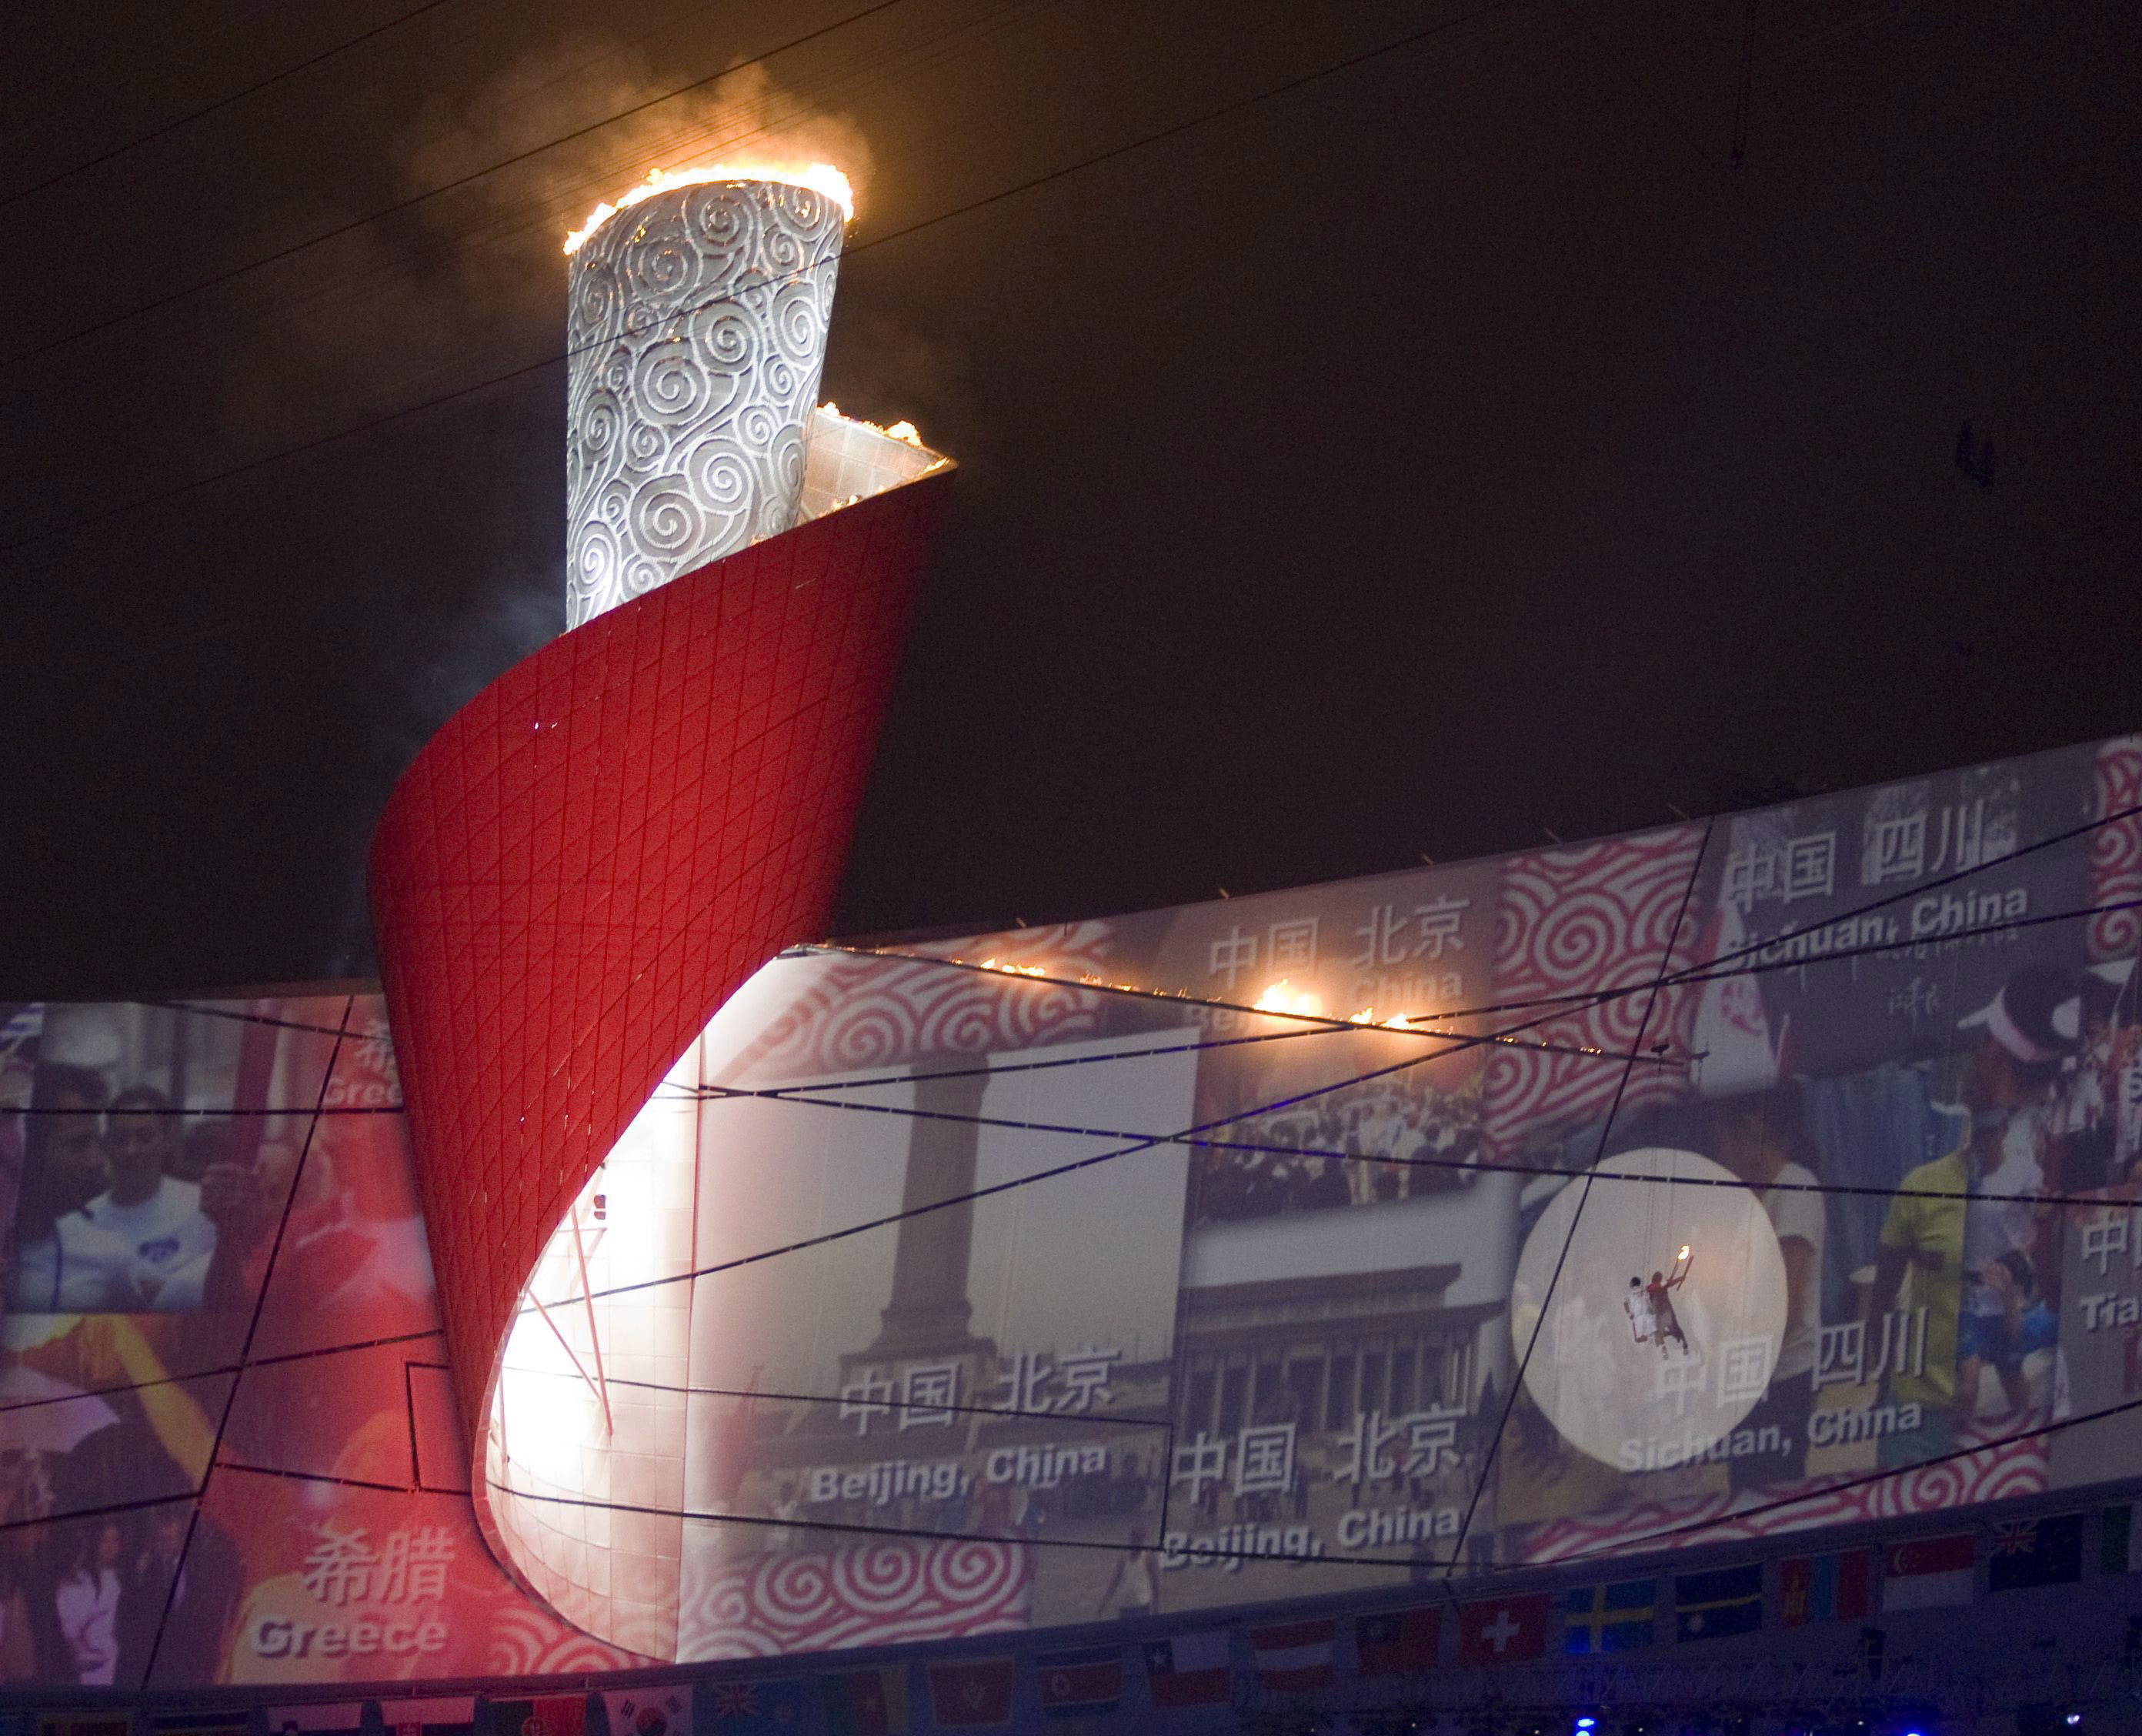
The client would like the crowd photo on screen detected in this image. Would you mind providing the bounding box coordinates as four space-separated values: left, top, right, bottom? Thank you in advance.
3 1007 286 1315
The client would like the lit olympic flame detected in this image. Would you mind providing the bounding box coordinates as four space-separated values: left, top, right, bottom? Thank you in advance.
1679 1244 1692 1260
1255 980 1323 1018
820 402 925 448
976 957 1049 979
565 160 856 255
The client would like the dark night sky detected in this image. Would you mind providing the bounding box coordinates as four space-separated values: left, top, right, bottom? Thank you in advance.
1 0 2136 997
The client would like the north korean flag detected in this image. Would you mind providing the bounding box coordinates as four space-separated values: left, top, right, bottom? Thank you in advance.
1036 1648 1122 1720
1143 1632 1233 1706
1456 1594 1550 1667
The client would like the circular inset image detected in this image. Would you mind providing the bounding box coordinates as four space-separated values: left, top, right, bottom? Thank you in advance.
1512 1147 1787 1472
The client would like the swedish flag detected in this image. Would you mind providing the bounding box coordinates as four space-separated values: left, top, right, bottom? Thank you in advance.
1562 1579 1657 1653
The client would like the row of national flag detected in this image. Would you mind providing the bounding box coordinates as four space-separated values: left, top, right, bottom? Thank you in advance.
1537 1501 2142 1660
783 1617 1436 1729
6 1694 686 1736
25 1507 2140 1736
519 1507 2142 1731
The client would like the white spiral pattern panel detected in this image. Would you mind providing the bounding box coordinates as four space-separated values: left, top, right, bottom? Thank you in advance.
566 180 845 628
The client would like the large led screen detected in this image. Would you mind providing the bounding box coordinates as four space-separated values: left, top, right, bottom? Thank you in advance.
1 731 2137 1684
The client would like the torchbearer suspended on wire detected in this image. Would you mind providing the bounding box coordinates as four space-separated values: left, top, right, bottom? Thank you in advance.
1646 1244 1695 1357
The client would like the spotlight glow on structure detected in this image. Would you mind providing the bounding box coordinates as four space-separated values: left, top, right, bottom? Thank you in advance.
452 161 958 1660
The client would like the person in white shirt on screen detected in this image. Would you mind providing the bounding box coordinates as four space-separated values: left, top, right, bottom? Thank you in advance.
36 1086 272 1312
1715 1090 1827 1487
59 1087 219 1308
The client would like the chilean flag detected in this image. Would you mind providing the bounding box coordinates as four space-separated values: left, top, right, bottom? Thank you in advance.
1143 1632 1233 1706
1250 1619 1336 1691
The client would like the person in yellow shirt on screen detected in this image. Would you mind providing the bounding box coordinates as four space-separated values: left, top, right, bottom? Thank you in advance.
1868 963 2077 1469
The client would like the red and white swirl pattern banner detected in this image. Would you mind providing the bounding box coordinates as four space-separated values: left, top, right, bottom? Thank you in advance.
1483 826 1709 1159
676 1536 1033 1661
1515 1431 2048 1564
484 1606 657 1679
723 922 1119 1081
2090 736 2142 962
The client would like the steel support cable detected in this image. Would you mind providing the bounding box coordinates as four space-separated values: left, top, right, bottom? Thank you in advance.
0 0 1536 555
662 886 2141 1107
10 1052 2138 1578
811 798 2142 1036
0 0 920 371
539 866 1758 1316
599 886 2142 1247
1436 821 1715 1589
144 998 399 1039
469 1384 2142 1574
118 869 2127 1117
4 0 1513 372
205 0 1044 363
0 1329 445 1420
12 1103 400 1117
49 1390 2142 1618
18 898 2130 1515
791 943 1667 1052
495 1360 1172 1428
0 0 462 211
646 1022 1683 1093
647 1080 2142 1213
1547 1390 2142 1571
138 998 355 1686
219 1461 450 1497
18 846 2127 1429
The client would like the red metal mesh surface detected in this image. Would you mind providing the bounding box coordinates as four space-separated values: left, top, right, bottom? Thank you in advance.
367 472 951 1457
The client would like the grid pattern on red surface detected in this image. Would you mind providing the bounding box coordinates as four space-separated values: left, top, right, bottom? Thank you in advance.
366 472 951 1453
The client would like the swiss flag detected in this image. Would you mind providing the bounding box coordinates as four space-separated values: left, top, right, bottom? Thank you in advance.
1457 1594 1550 1666
925 1658 1015 1728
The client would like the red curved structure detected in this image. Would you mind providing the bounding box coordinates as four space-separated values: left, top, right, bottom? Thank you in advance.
367 469 952 1474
